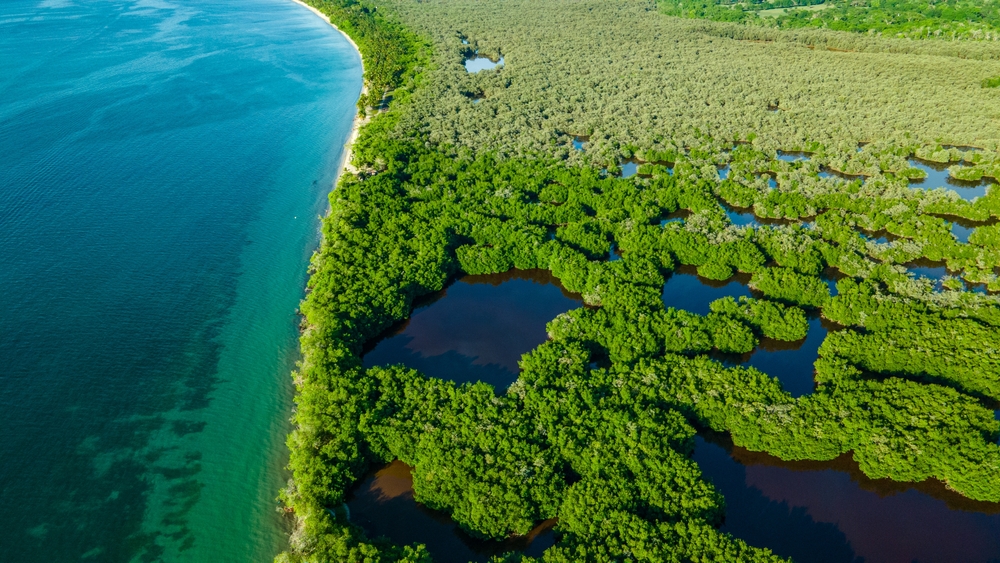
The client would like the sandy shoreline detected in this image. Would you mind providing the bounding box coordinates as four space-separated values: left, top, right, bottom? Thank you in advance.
289 0 367 180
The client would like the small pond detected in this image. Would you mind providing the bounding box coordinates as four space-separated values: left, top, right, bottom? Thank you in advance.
662 267 754 316
724 204 761 228
465 54 504 73
620 159 639 178
693 434 1000 563
719 165 730 180
908 158 993 202
572 136 588 151
776 150 810 163
722 204 796 228
952 221 975 243
346 460 556 563
818 167 864 183
860 229 893 245
363 269 583 389
660 209 689 227
905 258 948 284
609 243 621 261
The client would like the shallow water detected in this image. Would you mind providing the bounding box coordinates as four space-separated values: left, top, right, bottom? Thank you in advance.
660 209 690 227
906 258 949 283
609 243 622 261
346 461 556 563
777 150 810 162
952 222 976 243
693 436 1000 563
572 136 587 150
908 158 993 201
363 270 583 389
662 268 754 316
0 0 362 560
465 55 504 72
724 204 761 228
818 168 864 183
621 160 639 178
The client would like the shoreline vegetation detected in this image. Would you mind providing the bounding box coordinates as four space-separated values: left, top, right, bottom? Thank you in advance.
289 0 367 177
278 1 1000 562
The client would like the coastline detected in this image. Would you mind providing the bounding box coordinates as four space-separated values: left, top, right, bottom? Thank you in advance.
289 0 367 179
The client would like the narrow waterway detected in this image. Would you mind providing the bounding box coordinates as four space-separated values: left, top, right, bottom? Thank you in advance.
0 0 362 560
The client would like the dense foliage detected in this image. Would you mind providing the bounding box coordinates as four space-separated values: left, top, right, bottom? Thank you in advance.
279 1 1000 562
377 0 1000 162
304 0 428 110
657 0 1000 41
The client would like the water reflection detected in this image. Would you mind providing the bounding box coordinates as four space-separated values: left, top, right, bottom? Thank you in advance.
662 267 753 316
660 209 689 227
464 55 504 73
363 270 583 389
572 136 588 151
818 167 864 182
952 222 975 243
609 243 621 261
724 204 760 228
346 461 557 563
718 315 835 398
905 258 948 284
908 158 993 202
693 435 1000 563
719 165 730 180
777 150 810 163
620 160 639 178
821 268 843 297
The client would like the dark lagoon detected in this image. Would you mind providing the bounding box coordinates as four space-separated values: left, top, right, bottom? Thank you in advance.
721 315 834 398
363 270 583 389
694 435 1000 563
662 268 754 316
346 461 556 563
0 0 361 560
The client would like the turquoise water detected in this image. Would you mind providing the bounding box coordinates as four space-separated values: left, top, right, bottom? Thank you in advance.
0 0 361 561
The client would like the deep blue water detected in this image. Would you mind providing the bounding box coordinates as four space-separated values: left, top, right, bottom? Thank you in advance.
0 0 361 561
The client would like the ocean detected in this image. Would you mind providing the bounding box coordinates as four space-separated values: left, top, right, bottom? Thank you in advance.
0 0 361 560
